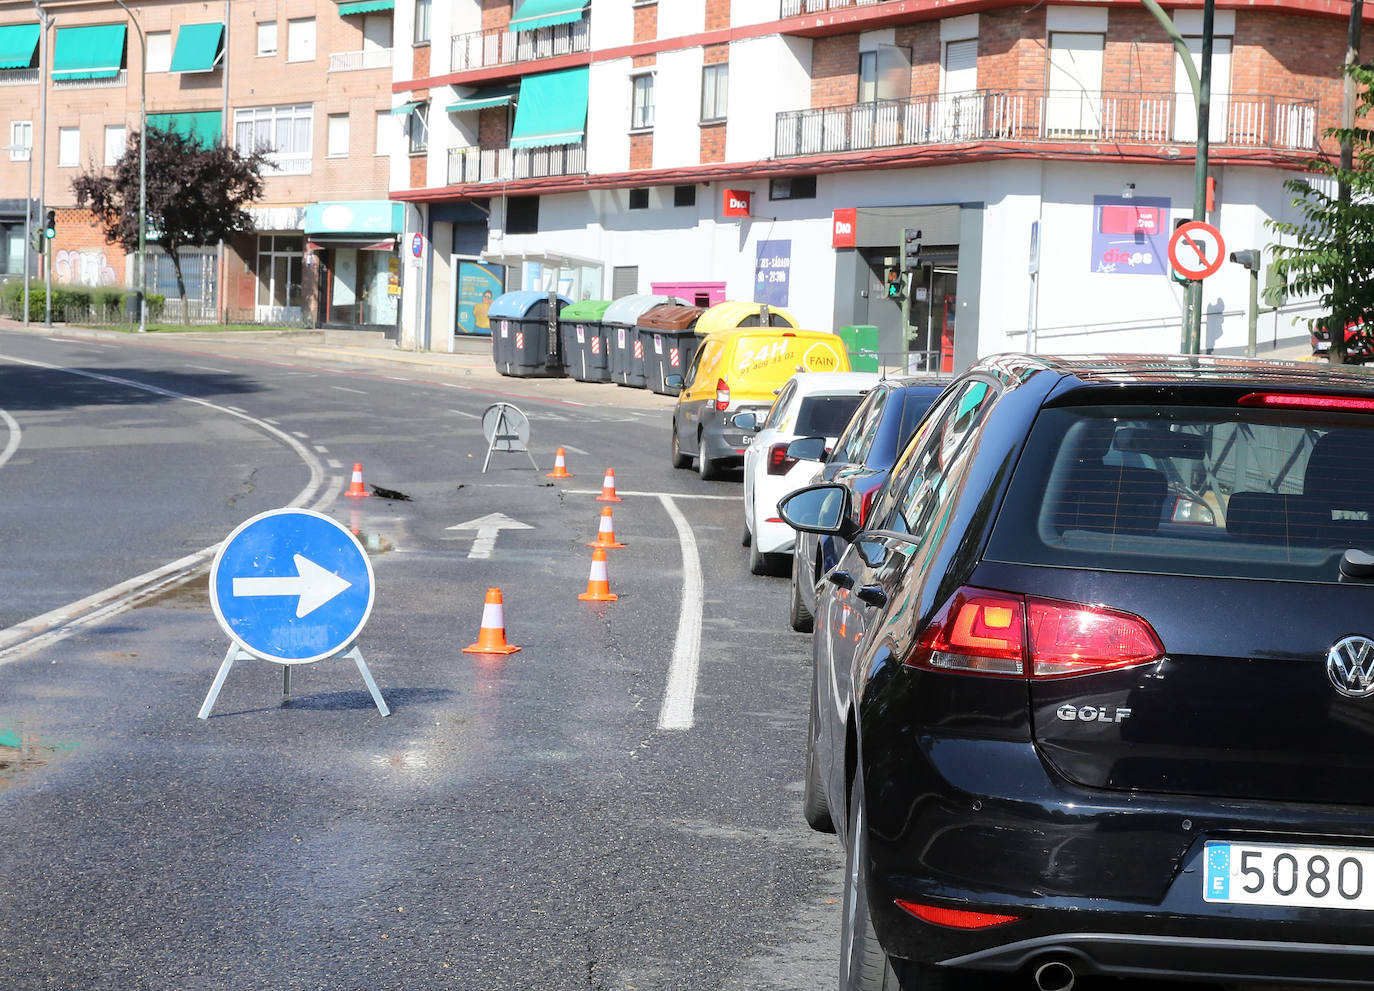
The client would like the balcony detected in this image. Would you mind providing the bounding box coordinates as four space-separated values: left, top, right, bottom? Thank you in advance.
52 70 127 90
0 68 39 87
446 143 587 185
329 47 393 72
781 0 890 16
775 89 1319 158
449 18 590 73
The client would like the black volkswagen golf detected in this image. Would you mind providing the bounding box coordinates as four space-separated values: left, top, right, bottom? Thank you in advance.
781 354 1374 990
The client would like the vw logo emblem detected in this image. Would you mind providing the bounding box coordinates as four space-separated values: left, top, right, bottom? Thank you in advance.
1328 636 1374 698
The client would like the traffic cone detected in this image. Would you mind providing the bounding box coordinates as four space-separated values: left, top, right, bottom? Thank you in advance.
595 468 622 503
546 448 573 479
346 462 370 499
587 506 627 549
578 547 618 602
462 587 521 655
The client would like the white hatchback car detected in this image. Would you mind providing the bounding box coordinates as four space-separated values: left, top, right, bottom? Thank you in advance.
739 371 879 575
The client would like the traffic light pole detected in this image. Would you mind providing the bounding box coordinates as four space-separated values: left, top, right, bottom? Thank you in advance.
34 0 50 327
112 0 146 333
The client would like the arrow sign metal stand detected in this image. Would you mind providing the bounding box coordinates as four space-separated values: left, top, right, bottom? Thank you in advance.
198 643 389 719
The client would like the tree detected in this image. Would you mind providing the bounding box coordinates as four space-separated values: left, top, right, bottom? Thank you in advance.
72 128 269 316
1267 62 1374 364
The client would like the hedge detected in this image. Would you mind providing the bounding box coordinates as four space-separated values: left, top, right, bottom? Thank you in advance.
0 281 166 324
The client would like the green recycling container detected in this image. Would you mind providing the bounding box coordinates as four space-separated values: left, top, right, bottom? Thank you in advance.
837 325 880 372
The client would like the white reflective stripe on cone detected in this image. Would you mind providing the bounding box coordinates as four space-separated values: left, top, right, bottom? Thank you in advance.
480 602 504 628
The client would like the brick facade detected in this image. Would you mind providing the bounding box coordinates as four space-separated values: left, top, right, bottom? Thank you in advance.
634 3 658 44
812 35 860 108
48 207 130 287
700 122 726 164
482 0 511 31
705 0 730 32
630 132 654 170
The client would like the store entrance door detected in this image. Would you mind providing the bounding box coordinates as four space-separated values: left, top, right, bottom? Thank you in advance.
905 263 958 372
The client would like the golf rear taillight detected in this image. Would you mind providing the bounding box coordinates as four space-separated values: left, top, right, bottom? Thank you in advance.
715 378 730 412
895 900 1022 929
904 586 1163 679
767 442 797 475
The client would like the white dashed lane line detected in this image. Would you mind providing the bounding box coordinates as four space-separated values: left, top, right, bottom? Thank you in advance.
332 386 367 395
0 408 20 469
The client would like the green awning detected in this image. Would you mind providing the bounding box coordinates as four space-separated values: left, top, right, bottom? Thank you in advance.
390 101 421 116
509 0 588 32
52 24 126 81
338 0 394 15
169 23 224 73
148 111 223 149
509 67 588 149
446 85 519 114
0 23 40 70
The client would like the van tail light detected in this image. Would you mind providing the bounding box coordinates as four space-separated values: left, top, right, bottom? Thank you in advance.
715 378 730 412
857 486 880 527
767 442 797 475
904 586 1164 679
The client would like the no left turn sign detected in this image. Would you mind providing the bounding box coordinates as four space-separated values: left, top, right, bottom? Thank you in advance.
1168 221 1226 281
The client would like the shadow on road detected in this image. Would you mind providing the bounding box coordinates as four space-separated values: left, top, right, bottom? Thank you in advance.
0 363 264 411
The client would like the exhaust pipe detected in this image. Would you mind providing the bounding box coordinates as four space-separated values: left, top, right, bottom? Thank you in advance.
1032 959 1075 991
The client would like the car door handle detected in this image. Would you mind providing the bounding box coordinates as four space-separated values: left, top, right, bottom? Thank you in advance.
856 585 888 608
827 570 855 590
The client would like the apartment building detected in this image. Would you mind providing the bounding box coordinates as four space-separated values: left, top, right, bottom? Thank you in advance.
0 0 404 332
389 0 1360 363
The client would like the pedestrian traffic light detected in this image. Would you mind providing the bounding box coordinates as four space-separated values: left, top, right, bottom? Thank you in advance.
43 210 55 239
902 228 922 269
886 268 902 298
1230 249 1260 270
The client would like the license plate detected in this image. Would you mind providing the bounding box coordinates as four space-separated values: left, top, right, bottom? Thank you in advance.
1205 841 1374 910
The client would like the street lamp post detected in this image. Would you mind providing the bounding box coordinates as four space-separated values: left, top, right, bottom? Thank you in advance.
111 0 146 333
2 140 33 327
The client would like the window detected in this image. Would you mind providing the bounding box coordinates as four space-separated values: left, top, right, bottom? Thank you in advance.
770 176 816 200
58 126 79 167
631 74 654 130
9 121 31 161
673 185 696 208
1045 32 1104 136
506 195 539 235
287 18 316 63
375 111 393 155
629 188 649 210
256 21 277 57
3 223 25 275
612 265 638 298
701 64 728 122
234 104 313 173
414 0 431 44
147 31 172 72
103 125 126 165
327 114 349 157
859 50 877 103
407 102 429 154
797 395 867 438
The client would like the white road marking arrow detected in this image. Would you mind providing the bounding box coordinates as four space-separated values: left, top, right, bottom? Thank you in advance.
446 512 534 559
232 554 353 618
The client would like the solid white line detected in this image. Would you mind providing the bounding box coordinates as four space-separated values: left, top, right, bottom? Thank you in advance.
332 386 367 395
186 364 232 373
566 488 738 501
559 444 590 456
657 494 704 731
448 409 480 419
0 354 327 665
0 408 20 469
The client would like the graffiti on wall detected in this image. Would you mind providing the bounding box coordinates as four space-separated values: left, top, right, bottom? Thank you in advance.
53 249 118 287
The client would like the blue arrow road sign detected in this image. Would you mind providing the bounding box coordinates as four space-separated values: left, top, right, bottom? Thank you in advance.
210 508 374 664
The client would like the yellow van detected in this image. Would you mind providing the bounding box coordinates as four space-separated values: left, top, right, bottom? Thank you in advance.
667 328 850 479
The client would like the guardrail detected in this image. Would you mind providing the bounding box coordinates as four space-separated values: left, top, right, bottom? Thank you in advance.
447 143 587 185
328 47 393 72
449 18 590 72
775 89 1319 158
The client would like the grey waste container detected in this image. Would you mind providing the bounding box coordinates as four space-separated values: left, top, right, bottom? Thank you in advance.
487 290 572 377
602 294 685 388
636 304 706 396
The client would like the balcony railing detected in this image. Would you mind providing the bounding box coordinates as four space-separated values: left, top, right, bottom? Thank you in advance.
0 68 38 87
52 70 127 90
781 0 890 16
328 47 393 72
449 18 590 72
775 89 1320 158
447 143 587 185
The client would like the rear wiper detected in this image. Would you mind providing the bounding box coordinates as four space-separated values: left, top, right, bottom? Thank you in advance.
1340 548 1374 580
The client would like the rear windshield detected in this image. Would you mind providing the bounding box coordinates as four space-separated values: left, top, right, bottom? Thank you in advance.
797 395 866 437
985 404 1374 583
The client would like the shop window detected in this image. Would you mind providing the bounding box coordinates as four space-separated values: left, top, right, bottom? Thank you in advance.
770 176 816 200
674 185 696 208
507 196 539 235
629 188 649 210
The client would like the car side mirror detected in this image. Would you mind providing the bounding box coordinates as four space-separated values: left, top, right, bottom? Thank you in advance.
665 374 684 389
778 484 858 541
731 411 758 431
786 436 828 462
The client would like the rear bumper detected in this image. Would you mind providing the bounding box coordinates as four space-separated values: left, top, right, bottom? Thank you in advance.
700 410 754 466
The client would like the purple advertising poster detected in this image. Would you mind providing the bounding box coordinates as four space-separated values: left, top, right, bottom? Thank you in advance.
1089 196 1171 276
754 240 792 307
